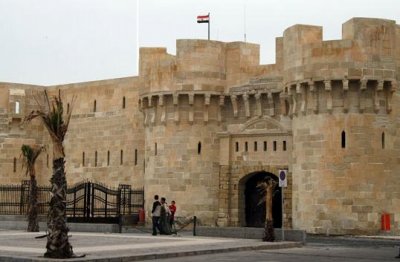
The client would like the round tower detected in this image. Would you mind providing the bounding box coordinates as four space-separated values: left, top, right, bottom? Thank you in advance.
139 40 227 224
285 18 400 234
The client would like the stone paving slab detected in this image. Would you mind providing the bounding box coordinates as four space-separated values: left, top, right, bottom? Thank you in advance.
0 231 302 261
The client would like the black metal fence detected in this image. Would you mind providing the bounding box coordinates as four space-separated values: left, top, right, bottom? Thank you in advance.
0 181 144 224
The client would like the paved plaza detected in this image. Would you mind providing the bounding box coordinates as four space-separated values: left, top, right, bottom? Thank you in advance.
0 230 301 261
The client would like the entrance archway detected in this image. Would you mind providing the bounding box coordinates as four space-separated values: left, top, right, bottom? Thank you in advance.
243 171 282 228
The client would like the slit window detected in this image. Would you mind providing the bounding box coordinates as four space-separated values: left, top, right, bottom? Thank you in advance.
254 141 257 151
155 143 157 155
67 103 70 113
122 96 126 109
235 142 239 152
134 149 138 165
263 141 267 151
93 100 97 112
82 152 85 166
95 151 98 167
341 131 346 148
107 151 110 166
245 142 248 152
382 132 385 149
13 157 17 172
273 141 277 151
120 150 123 165
15 101 20 114
283 141 287 151
198 142 202 155
46 154 49 168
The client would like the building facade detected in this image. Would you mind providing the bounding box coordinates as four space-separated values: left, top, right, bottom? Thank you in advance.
1 17 400 234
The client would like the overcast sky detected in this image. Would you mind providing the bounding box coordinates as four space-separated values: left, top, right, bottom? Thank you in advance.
0 0 399 86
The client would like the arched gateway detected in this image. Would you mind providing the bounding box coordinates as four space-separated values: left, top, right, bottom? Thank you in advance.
241 171 282 228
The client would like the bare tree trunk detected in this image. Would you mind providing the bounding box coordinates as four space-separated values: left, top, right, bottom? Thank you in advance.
27 172 39 232
44 158 74 258
263 180 275 242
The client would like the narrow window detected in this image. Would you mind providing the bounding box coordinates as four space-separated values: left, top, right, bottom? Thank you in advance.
198 142 202 155
46 154 49 168
134 149 138 165
120 150 123 165
93 100 97 112
13 157 17 172
341 131 346 148
245 142 248 152
15 101 20 114
283 141 287 151
254 141 257 151
107 151 110 166
122 96 126 109
382 132 385 149
155 143 157 155
67 103 70 113
263 141 267 151
94 151 98 167
82 152 85 166
235 142 239 152
273 141 277 151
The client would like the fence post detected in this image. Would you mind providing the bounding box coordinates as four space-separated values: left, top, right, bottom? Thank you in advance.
193 216 197 236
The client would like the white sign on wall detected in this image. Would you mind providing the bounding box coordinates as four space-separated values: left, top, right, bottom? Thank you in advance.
279 169 287 188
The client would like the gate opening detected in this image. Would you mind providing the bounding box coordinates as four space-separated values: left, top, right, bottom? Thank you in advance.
244 171 282 228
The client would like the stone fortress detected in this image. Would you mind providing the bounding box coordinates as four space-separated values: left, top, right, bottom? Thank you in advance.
1 17 399 235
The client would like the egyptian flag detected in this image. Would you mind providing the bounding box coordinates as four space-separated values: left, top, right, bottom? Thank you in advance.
197 14 209 23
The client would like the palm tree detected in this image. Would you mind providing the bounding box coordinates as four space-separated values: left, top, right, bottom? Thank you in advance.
257 177 277 242
25 90 76 258
21 144 45 232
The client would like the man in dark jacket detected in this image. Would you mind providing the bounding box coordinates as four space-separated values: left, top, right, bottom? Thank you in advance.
151 195 161 235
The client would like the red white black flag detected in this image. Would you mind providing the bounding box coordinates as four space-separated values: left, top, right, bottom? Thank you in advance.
197 14 209 23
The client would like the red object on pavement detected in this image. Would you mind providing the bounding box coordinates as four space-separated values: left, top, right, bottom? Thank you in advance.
381 213 390 231
139 208 145 223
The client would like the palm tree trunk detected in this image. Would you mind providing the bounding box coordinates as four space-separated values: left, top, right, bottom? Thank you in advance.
27 172 39 232
44 158 74 258
263 183 275 242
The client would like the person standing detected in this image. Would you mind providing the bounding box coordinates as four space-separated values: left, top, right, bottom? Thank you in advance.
169 200 176 227
151 195 161 235
159 197 172 235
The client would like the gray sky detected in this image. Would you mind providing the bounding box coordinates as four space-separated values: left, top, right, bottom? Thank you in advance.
0 0 399 86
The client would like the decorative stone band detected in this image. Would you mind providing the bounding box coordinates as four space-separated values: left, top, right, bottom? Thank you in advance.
283 78 398 117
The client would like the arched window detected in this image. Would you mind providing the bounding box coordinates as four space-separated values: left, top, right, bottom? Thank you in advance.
254 141 257 151
82 152 85 166
13 157 17 172
198 142 202 155
120 150 124 165
341 131 346 148
382 132 385 149
107 151 110 166
15 101 20 114
122 96 126 109
134 149 138 165
235 142 239 152
95 151 98 167
93 100 97 112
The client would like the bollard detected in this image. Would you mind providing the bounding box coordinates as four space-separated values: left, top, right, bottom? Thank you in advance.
396 246 400 259
193 216 197 236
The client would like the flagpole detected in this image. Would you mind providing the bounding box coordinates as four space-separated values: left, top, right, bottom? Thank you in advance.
208 13 210 40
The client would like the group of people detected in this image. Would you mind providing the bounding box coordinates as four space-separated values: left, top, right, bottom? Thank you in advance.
151 195 177 235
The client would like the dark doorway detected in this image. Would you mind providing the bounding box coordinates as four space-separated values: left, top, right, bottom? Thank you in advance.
244 171 282 228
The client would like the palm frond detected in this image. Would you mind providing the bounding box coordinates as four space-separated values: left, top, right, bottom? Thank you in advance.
21 144 46 176
24 90 76 158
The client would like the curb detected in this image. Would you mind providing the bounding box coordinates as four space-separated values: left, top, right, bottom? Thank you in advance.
0 242 302 262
